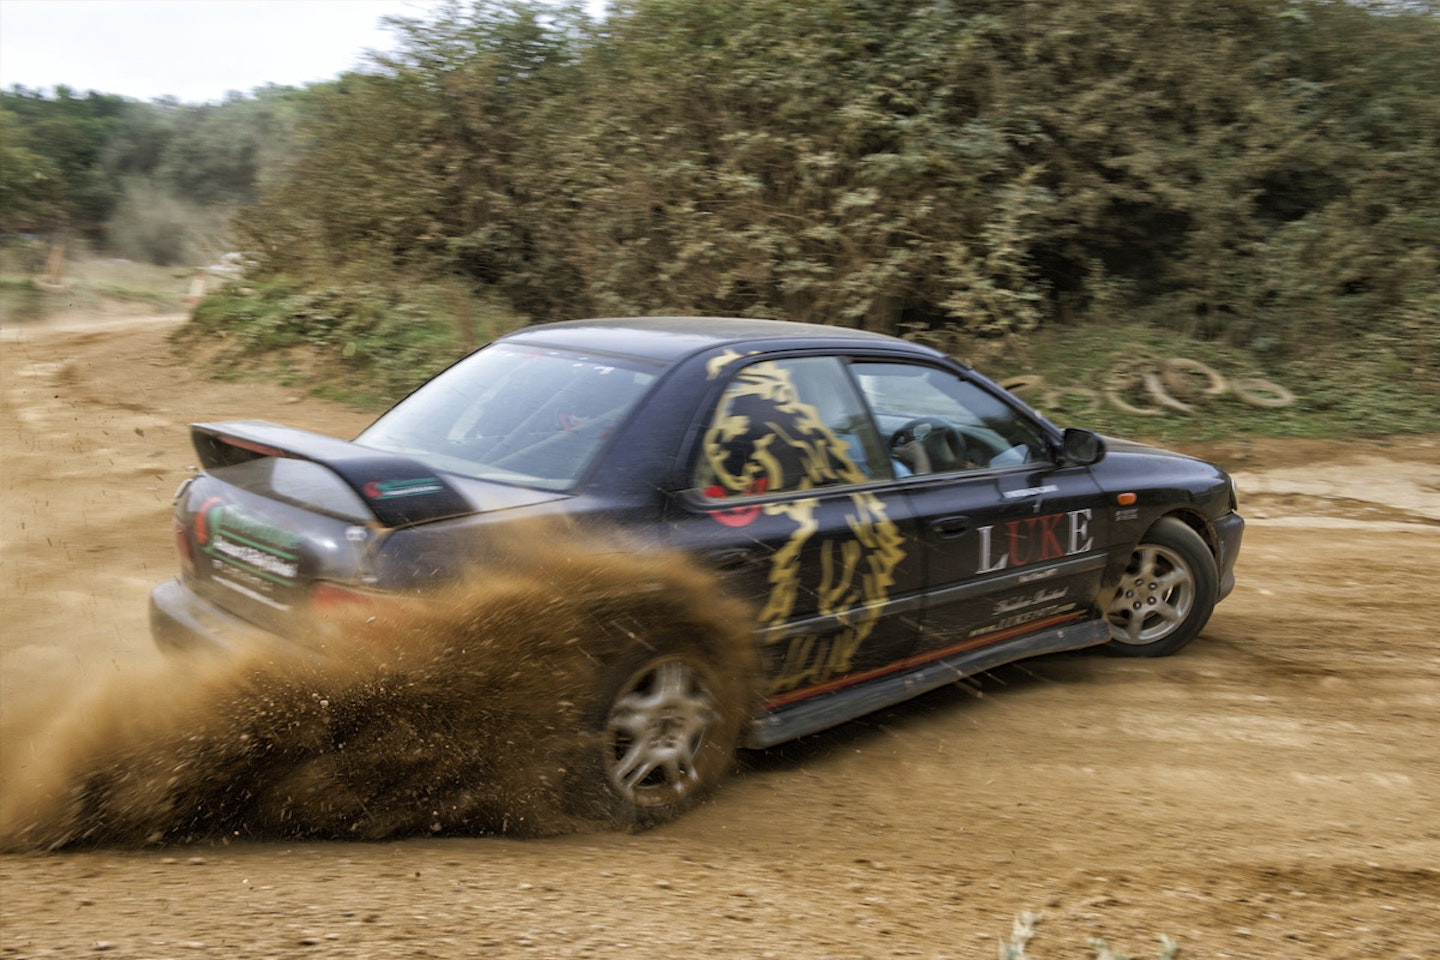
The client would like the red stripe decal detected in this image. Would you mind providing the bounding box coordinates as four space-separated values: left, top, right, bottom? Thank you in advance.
763 611 1086 710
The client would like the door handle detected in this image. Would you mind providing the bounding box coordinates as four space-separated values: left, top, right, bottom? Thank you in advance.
930 516 969 539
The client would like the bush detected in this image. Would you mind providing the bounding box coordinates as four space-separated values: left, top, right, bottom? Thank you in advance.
180 277 525 406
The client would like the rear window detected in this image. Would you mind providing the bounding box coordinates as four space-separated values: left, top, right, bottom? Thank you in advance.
357 343 659 490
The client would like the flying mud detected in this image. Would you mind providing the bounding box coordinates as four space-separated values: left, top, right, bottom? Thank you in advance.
0 527 757 850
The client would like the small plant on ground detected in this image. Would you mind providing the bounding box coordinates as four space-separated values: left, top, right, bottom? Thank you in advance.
999 912 1180 960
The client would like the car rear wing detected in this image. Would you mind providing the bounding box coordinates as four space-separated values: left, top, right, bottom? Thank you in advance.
191 420 474 528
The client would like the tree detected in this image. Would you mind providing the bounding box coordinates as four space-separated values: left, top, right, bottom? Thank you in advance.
221 0 1438 364
0 107 63 231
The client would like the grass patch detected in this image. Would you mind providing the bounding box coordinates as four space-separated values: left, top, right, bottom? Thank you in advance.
931 320 1440 444
0 250 192 321
0 277 47 324
71 258 193 308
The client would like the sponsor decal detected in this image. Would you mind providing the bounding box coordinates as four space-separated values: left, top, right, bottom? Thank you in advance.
700 361 906 695
762 492 904 695
200 502 300 553
209 537 298 581
963 586 1077 637
1003 483 1059 500
993 587 1070 615
197 502 301 598
977 509 1094 573
705 348 758 380
968 600 1079 638
362 477 447 500
1018 566 1059 584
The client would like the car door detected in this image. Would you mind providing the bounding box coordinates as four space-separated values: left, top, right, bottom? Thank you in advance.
664 354 925 705
847 360 1110 657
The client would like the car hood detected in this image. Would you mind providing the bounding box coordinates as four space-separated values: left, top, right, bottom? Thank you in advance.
1102 436 1208 464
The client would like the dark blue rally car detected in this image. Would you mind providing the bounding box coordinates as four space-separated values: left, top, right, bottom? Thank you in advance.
152 317 1242 823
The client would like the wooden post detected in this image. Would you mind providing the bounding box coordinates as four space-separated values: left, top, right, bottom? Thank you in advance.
185 268 208 305
32 241 67 291
43 241 66 283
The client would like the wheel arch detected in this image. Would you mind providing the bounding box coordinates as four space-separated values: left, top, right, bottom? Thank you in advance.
1163 508 1222 561
1103 510 1223 656
1100 508 1218 596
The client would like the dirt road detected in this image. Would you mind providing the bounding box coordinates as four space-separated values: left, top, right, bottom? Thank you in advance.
2 312 1437 959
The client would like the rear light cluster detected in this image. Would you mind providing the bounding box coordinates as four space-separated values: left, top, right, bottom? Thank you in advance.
309 581 381 620
174 492 221 579
306 581 407 645
305 582 426 650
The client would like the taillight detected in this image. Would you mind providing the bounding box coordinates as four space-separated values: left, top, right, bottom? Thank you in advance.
308 582 411 648
309 581 379 618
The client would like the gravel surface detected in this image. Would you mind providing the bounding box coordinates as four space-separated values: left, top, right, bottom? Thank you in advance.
2 312 1437 959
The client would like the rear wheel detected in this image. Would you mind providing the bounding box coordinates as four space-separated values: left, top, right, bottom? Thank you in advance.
1105 517 1218 657
573 639 751 828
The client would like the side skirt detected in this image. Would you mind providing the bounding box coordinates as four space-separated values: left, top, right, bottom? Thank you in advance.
744 617 1110 749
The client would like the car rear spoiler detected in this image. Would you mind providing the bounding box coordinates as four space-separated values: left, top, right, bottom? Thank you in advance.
191 420 474 528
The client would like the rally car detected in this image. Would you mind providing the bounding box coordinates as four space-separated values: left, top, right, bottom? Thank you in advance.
152 317 1242 824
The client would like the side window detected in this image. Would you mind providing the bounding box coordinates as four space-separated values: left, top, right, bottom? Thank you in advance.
695 356 890 497
851 361 1051 474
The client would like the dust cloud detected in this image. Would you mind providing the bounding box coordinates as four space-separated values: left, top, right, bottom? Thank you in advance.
0 527 756 851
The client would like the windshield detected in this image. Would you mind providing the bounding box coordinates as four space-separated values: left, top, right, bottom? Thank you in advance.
357 343 659 490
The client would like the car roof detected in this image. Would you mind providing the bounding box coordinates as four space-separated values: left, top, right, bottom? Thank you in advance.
499 317 926 365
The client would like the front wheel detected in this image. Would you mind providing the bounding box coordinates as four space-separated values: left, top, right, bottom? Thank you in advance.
1105 517 1218 657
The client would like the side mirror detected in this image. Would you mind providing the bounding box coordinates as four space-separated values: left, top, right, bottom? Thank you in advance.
1060 428 1105 466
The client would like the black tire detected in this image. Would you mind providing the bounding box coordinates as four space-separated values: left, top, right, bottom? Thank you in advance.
1230 377 1295 409
571 636 752 829
1161 358 1227 399
1104 517 1218 657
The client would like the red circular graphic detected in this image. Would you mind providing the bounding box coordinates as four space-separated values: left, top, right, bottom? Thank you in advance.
705 478 768 527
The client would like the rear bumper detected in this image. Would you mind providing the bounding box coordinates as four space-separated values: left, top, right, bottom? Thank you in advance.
150 578 282 655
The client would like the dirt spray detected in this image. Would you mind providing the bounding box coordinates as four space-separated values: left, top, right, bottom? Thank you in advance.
0 526 757 850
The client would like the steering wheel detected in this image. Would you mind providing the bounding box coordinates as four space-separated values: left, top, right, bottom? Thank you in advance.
888 417 966 473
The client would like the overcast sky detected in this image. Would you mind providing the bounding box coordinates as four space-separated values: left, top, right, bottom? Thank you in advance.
0 0 465 103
